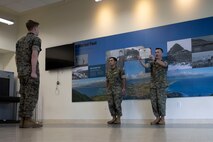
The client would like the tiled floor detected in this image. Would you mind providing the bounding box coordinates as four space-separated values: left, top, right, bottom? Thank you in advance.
0 120 213 142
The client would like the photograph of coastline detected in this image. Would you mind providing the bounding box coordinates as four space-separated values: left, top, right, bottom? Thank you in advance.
166 36 213 98
192 35 213 68
72 17 213 102
72 66 88 80
167 67 213 98
73 46 154 102
167 38 192 71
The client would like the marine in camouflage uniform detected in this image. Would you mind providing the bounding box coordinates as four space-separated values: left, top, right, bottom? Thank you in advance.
15 20 42 128
139 48 168 125
150 59 168 121
106 57 126 124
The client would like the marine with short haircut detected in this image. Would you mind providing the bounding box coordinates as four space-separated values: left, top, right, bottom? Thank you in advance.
138 48 168 125
16 20 42 128
106 57 126 124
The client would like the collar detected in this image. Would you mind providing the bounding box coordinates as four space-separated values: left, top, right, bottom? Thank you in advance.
27 32 35 35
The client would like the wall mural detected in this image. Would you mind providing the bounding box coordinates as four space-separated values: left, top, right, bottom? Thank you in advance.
72 16 213 102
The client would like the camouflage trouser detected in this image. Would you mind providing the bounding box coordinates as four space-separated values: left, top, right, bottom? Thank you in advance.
107 87 122 116
18 76 40 118
150 88 167 117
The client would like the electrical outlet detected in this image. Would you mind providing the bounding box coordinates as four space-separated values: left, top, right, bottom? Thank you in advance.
177 101 182 108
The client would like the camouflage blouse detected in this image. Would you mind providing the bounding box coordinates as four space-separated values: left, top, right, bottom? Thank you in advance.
16 33 42 77
106 67 125 89
150 61 168 88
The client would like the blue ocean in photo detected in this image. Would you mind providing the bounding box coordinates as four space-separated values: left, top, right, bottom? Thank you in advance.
74 86 106 97
167 76 213 97
73 73 213 99
73 65 213 100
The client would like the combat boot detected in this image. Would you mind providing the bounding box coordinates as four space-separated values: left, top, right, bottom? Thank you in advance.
113 116 121 124
158 117 165 125
21 117 43 128
19 117 25 128
107 116 116 124
150 117 160 125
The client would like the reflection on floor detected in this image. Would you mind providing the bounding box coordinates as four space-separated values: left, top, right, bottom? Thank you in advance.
0 120 213 142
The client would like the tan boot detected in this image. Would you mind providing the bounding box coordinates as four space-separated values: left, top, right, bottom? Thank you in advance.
113 116 121 124
158 117 165 125
150 117 160 125
22 117 43 128
107 116 116 124
19 117 25 128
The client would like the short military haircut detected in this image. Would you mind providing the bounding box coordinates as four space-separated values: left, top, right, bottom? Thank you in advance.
26 20 39 31
109 57 117 62
156 48 163 53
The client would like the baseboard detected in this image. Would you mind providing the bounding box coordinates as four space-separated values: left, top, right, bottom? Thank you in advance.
41 119 213 124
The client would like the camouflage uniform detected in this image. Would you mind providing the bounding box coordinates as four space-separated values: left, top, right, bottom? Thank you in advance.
15 32 41 118
149 61 168 117
106 67 125 117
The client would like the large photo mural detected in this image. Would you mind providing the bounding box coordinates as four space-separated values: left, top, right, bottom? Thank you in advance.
72 17 213 102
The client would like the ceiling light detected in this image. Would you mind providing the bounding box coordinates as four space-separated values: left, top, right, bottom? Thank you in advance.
0 18 14 25
95 0 102 2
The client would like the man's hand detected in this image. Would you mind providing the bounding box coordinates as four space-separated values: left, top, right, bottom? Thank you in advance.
155 60 168 67
155 59 160 64
149 55 155 61
122 88 126 95
31 72 38 78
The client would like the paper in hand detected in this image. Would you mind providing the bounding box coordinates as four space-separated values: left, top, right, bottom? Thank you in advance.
139 48 151 59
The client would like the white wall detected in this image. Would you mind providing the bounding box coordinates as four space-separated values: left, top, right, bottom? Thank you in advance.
0 9 18 73
4 0 213 120
0 9 18 52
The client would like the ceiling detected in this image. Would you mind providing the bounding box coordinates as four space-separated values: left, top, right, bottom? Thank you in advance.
0 0 65 13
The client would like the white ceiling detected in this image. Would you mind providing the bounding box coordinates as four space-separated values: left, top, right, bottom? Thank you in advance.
0 0 64 13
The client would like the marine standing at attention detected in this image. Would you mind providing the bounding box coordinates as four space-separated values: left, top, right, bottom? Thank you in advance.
106 57 126 124
16 20 42 128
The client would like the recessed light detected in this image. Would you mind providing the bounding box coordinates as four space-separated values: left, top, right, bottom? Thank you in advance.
95 0 102 2
0 18 14 25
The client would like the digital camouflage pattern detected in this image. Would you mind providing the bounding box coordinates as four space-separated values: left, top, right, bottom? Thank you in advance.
150 61 168 89
150 88 167 117
149 60 168 117
18 76 40 117
106 67 125 116
16 33 41 77
16 32 41 118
